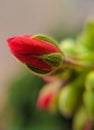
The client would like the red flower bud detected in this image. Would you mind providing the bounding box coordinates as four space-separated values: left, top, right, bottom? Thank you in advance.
7 35 62 75
36 93 54 110
36 80 61 111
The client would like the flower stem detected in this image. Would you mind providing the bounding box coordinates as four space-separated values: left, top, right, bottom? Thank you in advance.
64 57 94 70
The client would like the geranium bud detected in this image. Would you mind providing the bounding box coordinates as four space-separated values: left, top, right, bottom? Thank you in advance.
83 90 94 121
7 35 63 75
85 71 94 91
73 105 91 130
36 80 61 112
58 82 83 118
36 93 55 110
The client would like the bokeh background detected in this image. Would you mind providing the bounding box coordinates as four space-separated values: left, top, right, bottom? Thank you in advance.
0 0 94 129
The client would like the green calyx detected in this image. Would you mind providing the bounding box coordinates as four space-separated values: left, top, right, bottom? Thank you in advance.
32 34 60 50
26 65 51 75
40 53 63 68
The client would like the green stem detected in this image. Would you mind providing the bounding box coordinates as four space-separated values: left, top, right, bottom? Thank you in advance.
64 57 94 70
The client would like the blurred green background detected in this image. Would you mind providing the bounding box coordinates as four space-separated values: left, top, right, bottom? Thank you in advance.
0 0 94 130
4 68 72 130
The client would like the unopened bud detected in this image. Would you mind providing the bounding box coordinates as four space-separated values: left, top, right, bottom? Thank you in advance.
85 71 94 91
58 83 83 118
83 90 94 121
73 105 91 130
36 80 61 113
7 35 63 76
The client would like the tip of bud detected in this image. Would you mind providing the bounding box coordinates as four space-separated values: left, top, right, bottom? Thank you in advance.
7 37 15 43
36 93 54 110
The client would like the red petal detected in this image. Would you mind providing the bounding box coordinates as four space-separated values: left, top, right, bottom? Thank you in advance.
12 50 52 70
37 93 54 109
8 36 59 56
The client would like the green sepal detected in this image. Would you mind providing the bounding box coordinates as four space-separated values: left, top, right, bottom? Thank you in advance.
26 65 51 75
40 53 63 68
32 34 59 49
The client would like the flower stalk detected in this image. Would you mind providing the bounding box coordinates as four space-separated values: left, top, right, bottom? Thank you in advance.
63 57 94 70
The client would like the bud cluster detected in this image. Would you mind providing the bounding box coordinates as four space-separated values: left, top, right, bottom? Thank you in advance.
7 20 94 130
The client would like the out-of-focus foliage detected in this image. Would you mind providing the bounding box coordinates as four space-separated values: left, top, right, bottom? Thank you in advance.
4 68 72 130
